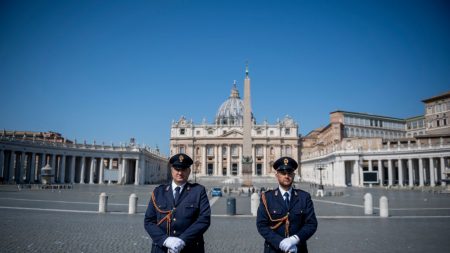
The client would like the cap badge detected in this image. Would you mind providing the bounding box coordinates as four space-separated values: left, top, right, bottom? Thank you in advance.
179 155 184 162
284 158 289 165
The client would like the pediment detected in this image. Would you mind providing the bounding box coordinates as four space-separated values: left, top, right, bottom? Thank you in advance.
220 129 243 137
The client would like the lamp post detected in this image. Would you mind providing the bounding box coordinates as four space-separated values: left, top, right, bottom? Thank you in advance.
315 162 326 197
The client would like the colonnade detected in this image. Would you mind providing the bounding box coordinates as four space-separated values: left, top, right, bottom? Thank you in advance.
0 141 168 185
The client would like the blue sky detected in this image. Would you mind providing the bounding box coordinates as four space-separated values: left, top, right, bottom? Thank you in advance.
1 0 449 155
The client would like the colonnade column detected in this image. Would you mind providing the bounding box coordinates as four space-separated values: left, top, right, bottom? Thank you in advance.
99 157 104 184
60 155 66 183
388 159 393 186
89 158 95 184
30 153 36 183
108 158 113 184
398 159 404 187
0 150 4 179
80 157 86 184
419 158 424 187
70 156 76 184
430 157 436 187
408 159 413 187
378 160 383 185
441 157 447 186
51 154 56 183
19 152 25 183
134 158 139 185
9 152 16 183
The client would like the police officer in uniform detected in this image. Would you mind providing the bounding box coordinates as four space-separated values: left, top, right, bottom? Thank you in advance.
144 153 211 253
257 157 318 253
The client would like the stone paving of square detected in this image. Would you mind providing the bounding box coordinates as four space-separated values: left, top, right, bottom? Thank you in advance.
1 181 450 253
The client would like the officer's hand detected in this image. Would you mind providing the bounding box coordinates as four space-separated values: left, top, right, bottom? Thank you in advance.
163 237 179 251
172 238 185 253
287 245 298 253
280 235 300 252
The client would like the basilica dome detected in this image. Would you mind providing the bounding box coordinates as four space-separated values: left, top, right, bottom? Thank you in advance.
215 85 244 126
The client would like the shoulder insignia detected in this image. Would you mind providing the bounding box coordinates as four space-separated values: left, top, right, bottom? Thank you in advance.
274 190 279 196
294 190 298 196
165 185 170 191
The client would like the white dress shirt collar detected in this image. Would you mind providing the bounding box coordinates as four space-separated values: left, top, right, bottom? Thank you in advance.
172 181 187 194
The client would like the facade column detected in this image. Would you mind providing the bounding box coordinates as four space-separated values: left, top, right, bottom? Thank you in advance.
218 145 223 176
388 159 393 186
368 160 373 171
378 160 383 185
252 145 256 176
9 151 16 182
214 145 219 176
30 153 36 183
134 158 139 185
419 158 424 187
99 157 105 184
227 145 231 176
60 155 66 184
263 145 268 176
398 159 404 187
89 158 95 184
108 158 113 184
202 145 207 176
352 160 360 186
430 157 436 187
238 145 243 176
80 156 86 184
408 159 413 187
70 156 76 184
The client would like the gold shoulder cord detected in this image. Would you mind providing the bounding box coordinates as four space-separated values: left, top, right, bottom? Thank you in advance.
261 192 290 237
151 191 172 235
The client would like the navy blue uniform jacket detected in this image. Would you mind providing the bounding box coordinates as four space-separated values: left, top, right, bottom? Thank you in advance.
144 183 211 253
256 189 318 253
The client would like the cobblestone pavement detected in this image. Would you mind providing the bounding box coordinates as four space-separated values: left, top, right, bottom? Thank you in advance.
1 182 450 252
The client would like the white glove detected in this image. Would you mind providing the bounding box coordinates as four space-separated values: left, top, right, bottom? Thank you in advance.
279 235 300 252
288 245 298 253
173 237 185 253
164 237 185 253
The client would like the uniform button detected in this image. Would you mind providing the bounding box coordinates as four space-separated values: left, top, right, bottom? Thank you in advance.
173 230 176 234
173 218 177 221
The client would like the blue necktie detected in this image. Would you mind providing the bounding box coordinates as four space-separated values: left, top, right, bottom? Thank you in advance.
284 192 290 208
174 186 181 205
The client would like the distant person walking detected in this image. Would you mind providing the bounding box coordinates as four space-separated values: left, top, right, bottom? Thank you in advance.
144 153 211 253
257 157 318 253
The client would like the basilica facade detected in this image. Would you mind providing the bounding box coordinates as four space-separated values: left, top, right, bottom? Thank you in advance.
170 77 300 178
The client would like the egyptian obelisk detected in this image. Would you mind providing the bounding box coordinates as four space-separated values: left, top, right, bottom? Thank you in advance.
242 64 253 186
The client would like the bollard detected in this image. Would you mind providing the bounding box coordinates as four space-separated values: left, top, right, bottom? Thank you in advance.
129 193 138 214
379 196 389 218
364 193 373 215
251 193 260 216
99 192 108 213
226 197 236 215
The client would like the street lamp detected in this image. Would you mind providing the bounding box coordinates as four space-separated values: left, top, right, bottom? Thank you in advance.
314 162 326 197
